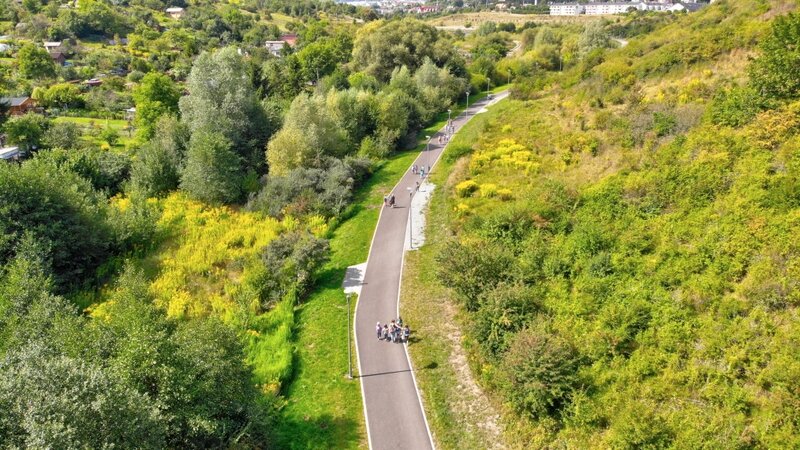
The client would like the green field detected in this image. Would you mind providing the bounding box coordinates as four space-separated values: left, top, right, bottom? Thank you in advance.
53 116 134 148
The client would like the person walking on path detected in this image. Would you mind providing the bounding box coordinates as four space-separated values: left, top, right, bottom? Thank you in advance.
376 322 382 340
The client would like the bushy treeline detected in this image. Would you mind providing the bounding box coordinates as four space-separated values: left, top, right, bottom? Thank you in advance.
0 245 271 448
435 4 800 448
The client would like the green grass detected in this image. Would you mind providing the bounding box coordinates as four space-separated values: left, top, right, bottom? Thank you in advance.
401 100 511 449
274 148 420 449
53 116 129 129
53 116 135 148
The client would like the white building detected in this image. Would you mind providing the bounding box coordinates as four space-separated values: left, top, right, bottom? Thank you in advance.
265 41 286 57
584 2 637 15
551 1 702 16
165 7 185 19
549 3 585 15
639 2 671 11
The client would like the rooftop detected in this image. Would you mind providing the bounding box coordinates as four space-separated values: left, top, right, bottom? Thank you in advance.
0 146 20 160
0 97 31 107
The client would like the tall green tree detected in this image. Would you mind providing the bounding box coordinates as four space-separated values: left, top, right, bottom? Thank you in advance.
352 18 457 82
180 129 242 204
132 73 181 139
3 113 50 152
266 93 348 175
180 47 271 170
16 43 55 79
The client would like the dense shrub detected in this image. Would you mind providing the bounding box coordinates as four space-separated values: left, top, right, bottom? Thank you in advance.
709 85 764 127
249 157 372 218
435 239 514 311
500 324 581 420
259 231 329 306
473 283 539 358
0 159 113 290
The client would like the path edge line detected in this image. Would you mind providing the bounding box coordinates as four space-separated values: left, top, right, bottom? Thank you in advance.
354 155 418 450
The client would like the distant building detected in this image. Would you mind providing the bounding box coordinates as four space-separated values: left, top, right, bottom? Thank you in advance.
265 41 287 57
412 5 439 14
670 1 704 12
165 7 185 19
50 51 67 65
549 2 584 15
0 146 20 161
0 97 36 115
551 1 704 16
584 2 637 15
43 41 63 53
639 1 671 11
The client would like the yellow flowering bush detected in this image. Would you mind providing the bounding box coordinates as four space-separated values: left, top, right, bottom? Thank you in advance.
455 180 479 197
480 183 498 198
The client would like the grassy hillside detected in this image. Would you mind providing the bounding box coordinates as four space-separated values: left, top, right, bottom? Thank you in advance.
409 0 800 447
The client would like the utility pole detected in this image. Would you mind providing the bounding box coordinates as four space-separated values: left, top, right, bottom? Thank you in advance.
465 90 470 118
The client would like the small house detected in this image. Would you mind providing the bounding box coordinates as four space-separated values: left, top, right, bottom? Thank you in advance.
165 7 185 19
50 51 67 65
0 97 36 115
265 41 286 57
43 41 63 53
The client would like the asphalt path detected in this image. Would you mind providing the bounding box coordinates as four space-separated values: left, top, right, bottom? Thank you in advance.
355 91 509 450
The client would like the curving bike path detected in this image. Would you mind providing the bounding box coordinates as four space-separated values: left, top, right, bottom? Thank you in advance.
355 91 509 450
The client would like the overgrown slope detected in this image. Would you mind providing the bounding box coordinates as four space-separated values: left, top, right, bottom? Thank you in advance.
422 1 800 447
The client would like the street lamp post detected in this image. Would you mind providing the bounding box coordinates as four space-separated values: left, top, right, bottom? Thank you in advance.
465 91 470 118
346 293 352 379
